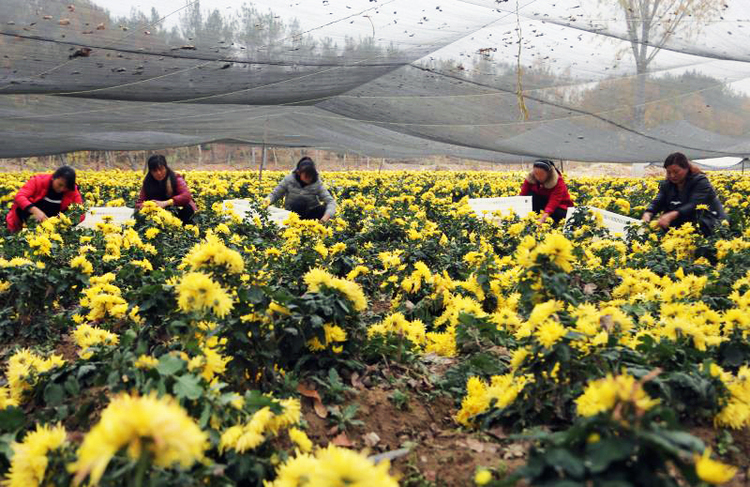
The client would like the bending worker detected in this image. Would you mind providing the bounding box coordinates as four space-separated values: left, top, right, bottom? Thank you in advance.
135 155 197 224
642 152 726 234
6 165 84 232
266 157 336 222
519 159 574 224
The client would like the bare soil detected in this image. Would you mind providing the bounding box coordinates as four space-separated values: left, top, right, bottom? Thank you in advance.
301 384 527 486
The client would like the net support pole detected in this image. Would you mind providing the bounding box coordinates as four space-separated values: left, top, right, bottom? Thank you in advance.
260 144 267 182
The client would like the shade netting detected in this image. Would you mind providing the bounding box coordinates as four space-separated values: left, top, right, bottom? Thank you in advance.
1 0 749 163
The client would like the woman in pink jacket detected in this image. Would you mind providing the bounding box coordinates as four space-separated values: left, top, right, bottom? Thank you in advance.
519 159 574 225
6 165 84 232
135 155 197 224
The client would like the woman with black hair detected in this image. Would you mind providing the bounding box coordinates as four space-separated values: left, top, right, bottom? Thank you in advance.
519 159 574 224
6 165 84 232
266 157 336 222
642 152 726 234
135 155 197 224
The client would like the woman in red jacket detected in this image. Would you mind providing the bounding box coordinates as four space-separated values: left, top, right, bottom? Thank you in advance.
6 165 84 232
519 159 574 224
135 155 197 224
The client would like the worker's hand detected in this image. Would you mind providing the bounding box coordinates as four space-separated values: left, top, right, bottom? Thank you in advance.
31 207 48 223
537 212 549 225
320 214 331 223
657 211 678 230
641 211 652 223
155 200 171 209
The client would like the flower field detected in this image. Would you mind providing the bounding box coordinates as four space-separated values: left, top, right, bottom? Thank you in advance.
1 169 750 486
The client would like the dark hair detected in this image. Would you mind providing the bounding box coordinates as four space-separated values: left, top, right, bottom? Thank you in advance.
143 154 177 200
295 156 319 183
533 159 561 175
663 152 701 174
52 165 76 191
147 154 168 173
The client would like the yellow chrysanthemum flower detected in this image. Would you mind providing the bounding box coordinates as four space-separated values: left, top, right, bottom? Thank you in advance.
3 423 67 487
694 448 737 485
70 393 207 485
575 373 660 417
288 428 313 453
303 268 367 312
176 272 234 317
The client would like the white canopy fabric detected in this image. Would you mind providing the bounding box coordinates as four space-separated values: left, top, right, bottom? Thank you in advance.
2 0 750 163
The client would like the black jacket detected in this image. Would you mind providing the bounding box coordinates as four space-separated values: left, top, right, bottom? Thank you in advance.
646 172 726 234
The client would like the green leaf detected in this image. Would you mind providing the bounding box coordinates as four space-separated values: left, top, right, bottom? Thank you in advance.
173 374 203 400
244 390 282 414
722 343 744 367
44 383 65 406
547 481 585 487
245 286 265 305
586 438 634 473
657 430 704 453
77 364 98 380
157 355 185 376
198 403 211 429
545 448 585 478
0 407 26 432
63 376 80 396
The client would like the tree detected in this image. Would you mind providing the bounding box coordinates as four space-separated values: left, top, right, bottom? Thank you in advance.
612 0 727 128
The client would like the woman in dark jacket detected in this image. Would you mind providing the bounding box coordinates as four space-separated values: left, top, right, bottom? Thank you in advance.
135 155 197 224
6 165 84 232
266 157 336 222
519 159 574 224
642 152 726 235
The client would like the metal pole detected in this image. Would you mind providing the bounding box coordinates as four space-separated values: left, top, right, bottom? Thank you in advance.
260 144 267 182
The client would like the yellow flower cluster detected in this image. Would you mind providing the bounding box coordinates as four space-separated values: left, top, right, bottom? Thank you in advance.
139 200 184 227
714 366 750 429
307 324 347 354
80 273 129 322
5 349 65 404
303 268 367 312
2 423 67 487
368 312 427 348
280 213 332 254
694 448 737 485
176 272 234 317
220 398 301 453
265 445 399 487
70 393 207 485
0 385 18 409
516 233 575 272
575 373 660 417
183 234 244 274
70 255 94 275
455 374 533 427
72 323 119 359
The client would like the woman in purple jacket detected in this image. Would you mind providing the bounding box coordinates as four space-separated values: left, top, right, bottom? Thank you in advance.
135 155 197 224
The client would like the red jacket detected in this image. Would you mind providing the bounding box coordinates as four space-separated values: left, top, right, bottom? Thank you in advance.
6 174 84 232
520 170 574 215
135 173 197 211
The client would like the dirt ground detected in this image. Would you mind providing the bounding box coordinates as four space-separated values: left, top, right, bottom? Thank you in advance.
300 384 527 486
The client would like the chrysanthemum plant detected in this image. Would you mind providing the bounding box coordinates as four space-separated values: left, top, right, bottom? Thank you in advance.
495 373 737 487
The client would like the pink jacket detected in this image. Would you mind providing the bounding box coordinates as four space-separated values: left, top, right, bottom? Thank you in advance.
135 173 197 211
520 170 574 215
6 174 84 232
